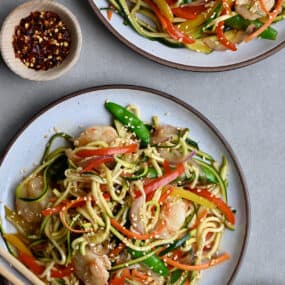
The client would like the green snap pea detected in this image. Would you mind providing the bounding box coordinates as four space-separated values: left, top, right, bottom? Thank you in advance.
129 249 169 276
105 101 150 147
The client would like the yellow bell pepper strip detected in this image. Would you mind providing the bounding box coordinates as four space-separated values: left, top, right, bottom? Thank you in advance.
144 0 195 44
153 0 173 20
170 186 216 209
3 234 33 256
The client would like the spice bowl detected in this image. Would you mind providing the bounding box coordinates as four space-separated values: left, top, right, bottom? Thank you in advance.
0 0 82 81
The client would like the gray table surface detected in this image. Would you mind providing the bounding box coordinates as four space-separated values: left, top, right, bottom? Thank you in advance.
0 0 284 284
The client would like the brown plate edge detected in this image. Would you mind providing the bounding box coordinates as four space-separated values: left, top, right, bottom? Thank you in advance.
0 84 250 284
88 0 284 72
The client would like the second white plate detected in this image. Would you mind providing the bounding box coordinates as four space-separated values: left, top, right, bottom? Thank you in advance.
89 0 285 71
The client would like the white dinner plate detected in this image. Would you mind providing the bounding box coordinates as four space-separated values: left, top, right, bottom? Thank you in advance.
0 85 249 284
89 0 285 71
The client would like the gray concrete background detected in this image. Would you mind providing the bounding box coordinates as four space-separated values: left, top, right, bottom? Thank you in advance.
0 0 284 284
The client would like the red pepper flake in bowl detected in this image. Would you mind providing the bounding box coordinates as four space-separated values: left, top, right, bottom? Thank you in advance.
13 11 71 71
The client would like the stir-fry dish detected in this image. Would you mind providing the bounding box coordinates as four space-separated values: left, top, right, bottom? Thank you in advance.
1 102 236 285
105 0 285 53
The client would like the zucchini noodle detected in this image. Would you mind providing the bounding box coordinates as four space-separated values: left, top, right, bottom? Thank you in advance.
2 103 236 285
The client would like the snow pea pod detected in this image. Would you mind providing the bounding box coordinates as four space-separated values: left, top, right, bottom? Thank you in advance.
129 249 169 276
105 102 150 147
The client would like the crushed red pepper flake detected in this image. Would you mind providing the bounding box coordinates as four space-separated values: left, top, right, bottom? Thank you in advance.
13 11 71 71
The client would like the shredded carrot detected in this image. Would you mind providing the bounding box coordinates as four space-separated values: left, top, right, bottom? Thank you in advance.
159 185 174 204
258 0 270 15
109 243 126 257
59 197 94 234
107 9 114 20
245 0 283 42
132 269 149 281
120 268 132 278
110 218 162 240
163 253 230 271
190 209 208 230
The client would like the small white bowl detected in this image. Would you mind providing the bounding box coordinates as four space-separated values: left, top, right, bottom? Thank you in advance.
0 0 82 81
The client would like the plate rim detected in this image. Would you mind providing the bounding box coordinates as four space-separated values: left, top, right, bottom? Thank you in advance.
88 0 284 72
0 84 250 284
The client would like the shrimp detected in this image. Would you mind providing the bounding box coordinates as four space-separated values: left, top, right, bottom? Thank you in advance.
130 196 188 238
235 0 274 20
156 197 189 238
151 125 185 163
130 196 146 234
202 31 246 51
75 126 118 146
73 247 111 285
151 125 179 145
15 176 50 224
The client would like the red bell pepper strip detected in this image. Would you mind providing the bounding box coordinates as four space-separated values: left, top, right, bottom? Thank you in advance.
172 4 207 20
216 21 237 51
42 200 68 216
51 263 74 278
144 0 195 44
162 160 171 172
136 162 185 198
109 277 125 285
18 251 74 277
190 188 235 225
18 251 45 275
81 156 114 172
76 143 139 157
